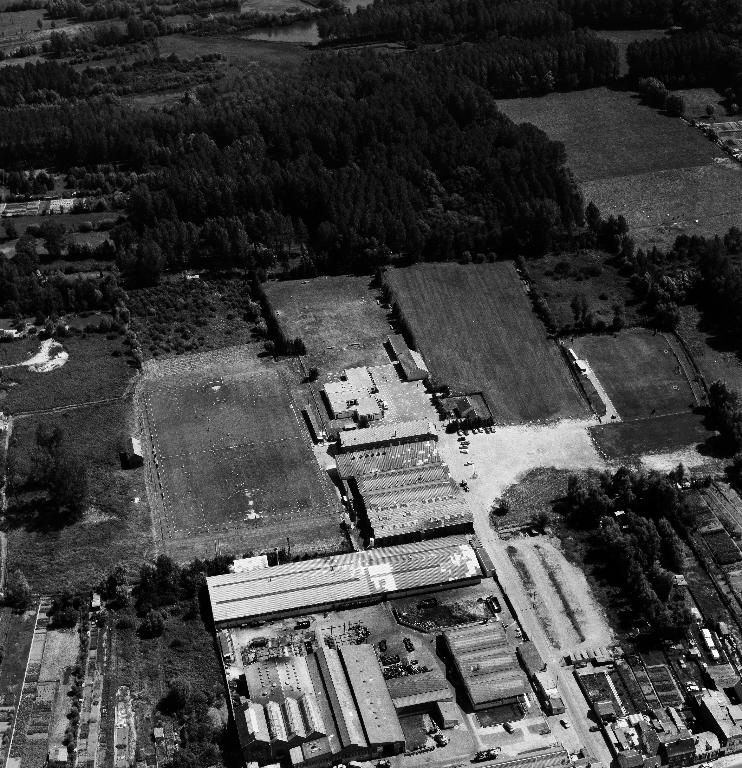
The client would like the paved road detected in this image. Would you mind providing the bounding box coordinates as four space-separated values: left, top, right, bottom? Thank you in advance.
582 362 620 423
471 510 612 763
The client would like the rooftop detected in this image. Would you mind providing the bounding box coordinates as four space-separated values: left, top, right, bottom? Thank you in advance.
336 440 440 478
338 645 405 745
338 419 437 452
444 623 526 706
208 535 481 625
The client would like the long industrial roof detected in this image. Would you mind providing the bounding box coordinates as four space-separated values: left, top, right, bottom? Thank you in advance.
335 440 441 478
338 645 405 745
338 419 437 452
208 536 481 625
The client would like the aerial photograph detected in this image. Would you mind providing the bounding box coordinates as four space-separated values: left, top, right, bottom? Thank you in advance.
2 1 742 768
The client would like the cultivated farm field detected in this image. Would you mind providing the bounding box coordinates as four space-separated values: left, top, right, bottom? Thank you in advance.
264 275 392 373
140 346 345 561
498 88 742 249
385 263 588 424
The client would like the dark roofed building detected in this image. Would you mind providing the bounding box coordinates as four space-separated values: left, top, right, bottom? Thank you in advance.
387 335 428 382
517 642 545 678
442 623 528 712
338 645 405 756
385 670 452 712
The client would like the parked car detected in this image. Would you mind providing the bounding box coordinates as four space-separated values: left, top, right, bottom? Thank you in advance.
378 639 387 653
503 722 515 733
560 719 571 729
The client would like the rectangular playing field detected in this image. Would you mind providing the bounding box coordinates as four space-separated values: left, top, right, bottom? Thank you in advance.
384 263 588 424
589 412 710 459
141 348 344 560
571 329 696 420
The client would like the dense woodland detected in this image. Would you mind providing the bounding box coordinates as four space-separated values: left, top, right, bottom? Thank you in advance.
561 466 697 637
0 0 741 309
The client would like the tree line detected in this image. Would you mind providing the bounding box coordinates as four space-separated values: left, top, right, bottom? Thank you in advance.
318 0 572 43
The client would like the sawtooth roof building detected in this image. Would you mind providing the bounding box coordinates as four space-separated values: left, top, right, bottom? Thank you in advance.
335 440 441 478
236 645 406 767
442 622 530 712
338 419 437 453
208 536 482 628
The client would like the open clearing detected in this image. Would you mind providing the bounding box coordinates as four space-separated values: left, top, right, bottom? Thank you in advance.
498 88 742 248
678 305 742 395
140 346 345 561
6 399 153 592
505 537 613 653
264 275 391 373
385 263 588 424
570 329 697 420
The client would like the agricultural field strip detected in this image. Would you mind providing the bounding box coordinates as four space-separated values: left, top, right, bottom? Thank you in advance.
386 263 587 424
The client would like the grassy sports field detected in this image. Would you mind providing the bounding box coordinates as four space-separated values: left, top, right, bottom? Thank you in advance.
385 263 588 424
497 88 742 248
589 411 710 459
141 347 345 560
571 329 697 420
264 275 392 373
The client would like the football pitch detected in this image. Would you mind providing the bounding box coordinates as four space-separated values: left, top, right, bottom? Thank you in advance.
140 348 344 560
385 263 588 424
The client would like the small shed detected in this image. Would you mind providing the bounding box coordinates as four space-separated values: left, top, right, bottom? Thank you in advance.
436 699 460 729
48 746 68 767
121 436 144 469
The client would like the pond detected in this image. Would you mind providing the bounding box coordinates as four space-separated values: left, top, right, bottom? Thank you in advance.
243 0 373 44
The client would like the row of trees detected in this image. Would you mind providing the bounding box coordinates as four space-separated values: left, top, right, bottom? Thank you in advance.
318 0 572 43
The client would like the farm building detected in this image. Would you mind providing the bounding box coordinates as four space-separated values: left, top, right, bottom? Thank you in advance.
324 367 382 422
386 335 429 381
207 536 482 628
121 436 144 469
439 393 493 426
441 623 529 712
337 419 437 453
